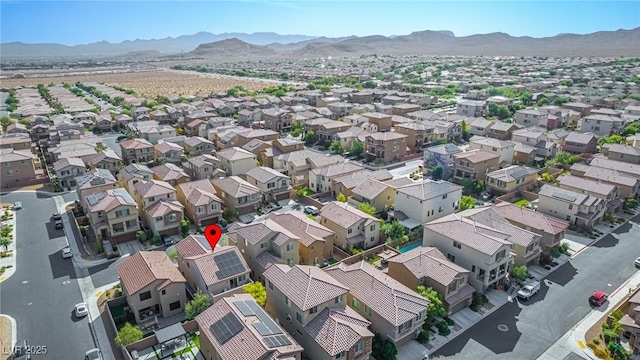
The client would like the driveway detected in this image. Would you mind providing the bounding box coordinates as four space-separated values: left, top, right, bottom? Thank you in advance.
431 213 640 359
389 159 424 179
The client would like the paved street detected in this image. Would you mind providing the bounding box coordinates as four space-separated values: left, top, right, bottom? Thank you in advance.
389 159 424 179
100 133 122 156
432 214 640 359
0 191 95 359
0 91 9 117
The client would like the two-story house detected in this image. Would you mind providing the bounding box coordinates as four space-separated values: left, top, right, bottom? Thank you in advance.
133 179 184 236
120 138 154 165
151 163 190 186
217 147 257 176
0 148 42 189
348 179 396 214
116 251 187 326
318 201 381 251
486 121 520 141
330 170 393 199
176 179 222 227
266 212 335 266
309 163 364 194
618 290 640 355
577 114 625 137
361 112 393 131
387 246 474 314
602 144 640 165
485 165 539 195
424 144 463 181
227 219 300 281
423 214 514 292
393 180 463 228
325 261 429 346
182 154 222 181
153 142 184 165
84 188 139 244
85 149 125 173
364 132 408 165
456 100 486 117
563 132 598 154
76 168 118 201
453 149 500 184
514 109 547 127
394 122 436 153
53 157 87 189
117 163 154 195
246 166 291 203
263 265 373 360
557 175 623 213
183 136 215 156
537 184 606 229
212 176 261 215
469 136 515 167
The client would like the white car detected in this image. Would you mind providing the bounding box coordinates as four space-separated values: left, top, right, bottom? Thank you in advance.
304 205 319 216
75 303 89 318
635 257 640 268
85 348 103 360
13 201 23 210
62 247 73 259
517 280 541 301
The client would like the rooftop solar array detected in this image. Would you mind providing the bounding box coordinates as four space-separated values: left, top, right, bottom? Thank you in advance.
214 251 245 279
233 300 285 339
552 191 577 202
210 313 243 345
263 334 292 348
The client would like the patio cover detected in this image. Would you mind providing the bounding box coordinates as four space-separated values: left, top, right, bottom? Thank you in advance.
155 322 186 344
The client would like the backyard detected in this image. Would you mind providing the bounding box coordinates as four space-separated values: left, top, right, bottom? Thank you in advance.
134 332 202 360
512 198 531 208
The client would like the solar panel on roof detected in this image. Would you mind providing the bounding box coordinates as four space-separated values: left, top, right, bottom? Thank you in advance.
253 322 271 336
214 251 246 279
210 313 243 345
552 191 577 202
246 301 282 335
234 301 254 316
263 334 292 348
510 167 530 179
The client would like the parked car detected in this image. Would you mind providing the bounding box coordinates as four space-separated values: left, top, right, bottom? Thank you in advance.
13 339 31 360
589 290 608 307
635 257 640 268
75 303 89 318
116 135 128 142
304 205 319 216
517 280 541 301
62 247 73 259
52 213 62 220
13 201 23 210
85 348 103 360
55 219 64 229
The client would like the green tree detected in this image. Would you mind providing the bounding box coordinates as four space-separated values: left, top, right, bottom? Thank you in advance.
537 97 550 106
180 219 191 237
223 208 237 222
114 322 143 347
459 196 476 211
0 116 14 131
623 120 640 136
349 140 364 157
416 285 447 322
291 127 302 137
336 193 347 202
244 281 267 307
546 151 580 167
430 165 443 180
357 202 376 216
329 140 344 154
372 334 397 360
304 130 316 145
512 265 530 282
381 221 405 241
0 237 12 250
185 292 213 320
551 96 569 106
597 134 626 146
518 91 533 106
461 120 471 141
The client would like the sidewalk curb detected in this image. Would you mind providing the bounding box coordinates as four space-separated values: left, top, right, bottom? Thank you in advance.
0 210 17 283
0 314 17 352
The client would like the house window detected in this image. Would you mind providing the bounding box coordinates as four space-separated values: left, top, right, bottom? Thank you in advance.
196 206 204 213
447 254 455 262
352 298 360 309
416 310 423 321
269 281 273 290
439 206 443 213
356 340 365 354
267 182 275 189
296 312 302 323
139 291 151 301
453 241 461 249
210 203 217 211
168 213 178 222
335 295 342 304
309 306 318 315
125 220 137 229
496 249 506 261
169 301 180 311
260 243 267 248
471 265 476 273
364 305 372 316
155 217 163 222
370 224 375 231
348 228 353 234
335 351 346 359
398 319 413 333
161 290 166 295
285 297 290 306
569 205 573 210
286 243 294 251
442 193 447 199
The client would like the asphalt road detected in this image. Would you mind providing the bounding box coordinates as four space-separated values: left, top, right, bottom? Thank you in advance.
0 191 95 359
99 133 122 156
0 91 9 117
389 159 424 179
432 213 640 359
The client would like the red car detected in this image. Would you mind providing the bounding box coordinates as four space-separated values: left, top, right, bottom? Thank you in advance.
589 291 608 306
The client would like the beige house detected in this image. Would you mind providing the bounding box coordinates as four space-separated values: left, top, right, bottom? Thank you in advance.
571 163 639 199
469 136 515 167
364 132 408 165
76 168 118 201
120 138 154 165
196 293 303 360
456 100 486 117
387 246 474 314
0 133 33 152
227 219 300 281
330 170 393 199
133 179 184 236
273 150 343 185
175 236 251 296
318 201 381 250
453 149 500 183
602 144 640 164
393 180 463 227
557 175 622 213
84 188 139 244
212 176 261 215
182 154 222 181
348 179 396 213
117 163 154 195
85 149 124 173
151 163 190 186
537 184 605 229
394 122 436 153
116 251 187 325
246 166 291 203
53 157 87 188
266 212 335 266
153 142 184 165
485 165 539 195
217 147 257 176
309 163 364 194
0 148 42 189
263 265 373 360
176 179 222 227
325 261 429 346
183 136 214 156
423 214 514 292
618 290 640 356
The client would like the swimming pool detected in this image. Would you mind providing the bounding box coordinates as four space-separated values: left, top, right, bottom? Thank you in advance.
398 241 421 253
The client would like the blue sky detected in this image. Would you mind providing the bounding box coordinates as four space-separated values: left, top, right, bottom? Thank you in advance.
1 1 639 45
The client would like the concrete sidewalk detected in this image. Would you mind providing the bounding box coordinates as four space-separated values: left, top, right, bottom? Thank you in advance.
0 208 17 282
538 271 640 360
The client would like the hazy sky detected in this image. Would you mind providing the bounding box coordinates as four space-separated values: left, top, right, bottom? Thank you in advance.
1 1 639 45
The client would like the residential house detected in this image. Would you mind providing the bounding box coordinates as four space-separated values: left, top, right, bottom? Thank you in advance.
212 176 261 215
263 265 372 360
182 154 222 181
318 201 381 250
0 133 33 152
557 175 623 213
246 166 291 202
149 110 170 123
563 132 598 154
176 180 223 227
183 136 214 156
486 121 520 141
627 134 640 147
85 149 124 173
53 157 86 188
513 142 537 166
6 123 29 134
0 148 42 189
217 147 257 176
120 138 154 165
514 109 547 127
330 170 393 199
423 214 514 292
348 179 396 214
456 100 486 117
424 144 463 181
453 149 500 183
485 165 539 195
273 150 343 186
618 290 640 356
392 180 463 229
117 163 154 195
84 188 139 244
325 261 429 346
602 144 640 164
537 184 605 229
577 115 625 137
387 247 474 314
153 142 184 165
469 136 515 167
361 112 393 131
561 102 593 117
132 106 150 121
316 119 352 144
116 251 187 325
394 122 436 153
468 118 494 137
262 108 293 133
227 219 300 280
266 212 335 266
76 168 118 200
570 164 639 201
133 179 184 236
364 132 408 165
138 124 177 143
175 236 250 296
588 157 640 181
151 163 190 186
309 163 364 194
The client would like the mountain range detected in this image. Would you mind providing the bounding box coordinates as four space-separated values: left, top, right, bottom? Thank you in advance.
2 28 639 59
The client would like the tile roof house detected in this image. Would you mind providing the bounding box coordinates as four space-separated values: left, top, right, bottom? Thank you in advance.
153 141 184 165
75 168 118 200
182 136 214 156
309 163 364 194
0 148 43 189
348 179 397 214
325 261 429 346
133 179 184 236
537 184 605 229
423 144 463 181
52 157 87 188
85 149 124 173
217 147 257 176
84 188 140 244
176 179 222 227
392 180 463 228
212 176 261 215
602 144 640 165
557 175 623 213
182 154 222 181
587 157 640 181
387 246 474 314
563 132 598 155
175 236 250 297
486 121 521 141
246 166 292 203
273 150 343 186
485 165 539 195
119 138 153 165
227 219 300 281
116 251 187 325
196 293 304 360
469 136 515 167
423 213 514 292
330 170 393 199
265 212 335 267
364 132 408 165
263 265 373 360
151 163 190 186
318 201 381 251
453 149 500 184
117 163 154 195
617 289 640 356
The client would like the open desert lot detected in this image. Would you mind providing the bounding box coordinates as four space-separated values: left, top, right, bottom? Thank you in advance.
0 69 278 97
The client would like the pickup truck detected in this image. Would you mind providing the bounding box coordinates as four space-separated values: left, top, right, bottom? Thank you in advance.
517 280 541 301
